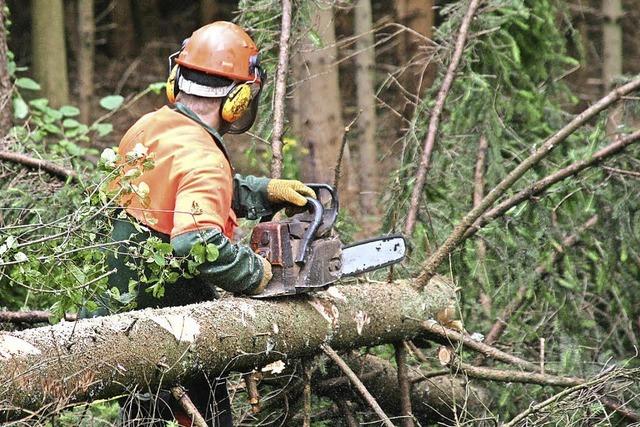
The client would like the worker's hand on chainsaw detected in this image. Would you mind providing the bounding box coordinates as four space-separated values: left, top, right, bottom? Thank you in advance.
248 255 273 295
266 179 316 207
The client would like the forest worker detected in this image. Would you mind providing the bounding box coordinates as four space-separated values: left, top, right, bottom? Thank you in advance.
96 21 316 426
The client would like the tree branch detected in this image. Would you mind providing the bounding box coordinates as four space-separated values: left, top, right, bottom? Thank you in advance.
395 342 415 427
416 78 640 286
421 321 538 371
270 0 293 179
0 151 78 181
321 344 395 427
404 0 484 237
463 129 640 240
170 386 208 427
440 347 583 387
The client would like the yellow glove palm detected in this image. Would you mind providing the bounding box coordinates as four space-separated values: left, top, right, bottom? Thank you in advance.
266 179 316 207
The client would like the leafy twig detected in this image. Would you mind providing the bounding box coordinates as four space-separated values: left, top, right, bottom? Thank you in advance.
404 0 484 237
464 129 640 240
416 78 640 286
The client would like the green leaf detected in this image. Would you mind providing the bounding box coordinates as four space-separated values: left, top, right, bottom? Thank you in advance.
13 97 28 119
153 252 166 267
62 118 81 128
206 243 219 262
307 30 323 48
99 95 124 111
147 82 166 94
92 123 113 137
29 98 49 110
59 105 80 117
15 77 41 90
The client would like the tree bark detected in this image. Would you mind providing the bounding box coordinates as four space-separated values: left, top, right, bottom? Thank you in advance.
318 352 486 423
31 0 70 108
293 5 356 207
0 279 456 416
395 0 435 100
354 0 378 215
110 0 136 58
77 0 94 124
601 0 623 93
0 0 12 139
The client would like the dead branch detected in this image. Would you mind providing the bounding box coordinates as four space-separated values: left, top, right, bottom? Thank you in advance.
0 151 78 181
416 78 640 286
302 359 312 427
427 324 640 421
333 112 360 190
502 370 636 427
602 165 640 178
0 311 76 323
270 0 293 179
170 386 208 427
394 342 415 427
321 344 395 427
464 129 640 241
473 135 489 261
440 347 583 387
244 372 261 414
404 0 484 237
421 321 538 371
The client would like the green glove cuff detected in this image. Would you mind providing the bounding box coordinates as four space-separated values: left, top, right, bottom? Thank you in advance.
171 228 265 294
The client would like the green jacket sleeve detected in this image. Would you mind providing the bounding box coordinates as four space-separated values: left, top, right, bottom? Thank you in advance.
232 174 279 220
171 228 264 294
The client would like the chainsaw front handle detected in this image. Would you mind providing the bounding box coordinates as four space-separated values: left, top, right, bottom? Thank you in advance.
305 183 339 236
295 197 323 264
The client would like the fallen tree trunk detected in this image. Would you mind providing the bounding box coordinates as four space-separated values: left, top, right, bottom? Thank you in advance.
0 278 456 417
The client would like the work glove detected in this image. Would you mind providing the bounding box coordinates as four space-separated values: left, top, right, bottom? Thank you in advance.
266 179 316 208
248 255 273 295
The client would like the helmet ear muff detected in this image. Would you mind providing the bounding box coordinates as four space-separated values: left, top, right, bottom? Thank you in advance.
221 83 253 123
166 65 180 104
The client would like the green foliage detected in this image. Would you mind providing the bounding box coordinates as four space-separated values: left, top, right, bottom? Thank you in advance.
382 0 640 420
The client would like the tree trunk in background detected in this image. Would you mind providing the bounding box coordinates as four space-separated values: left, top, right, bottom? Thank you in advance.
395 0 435 109
602 0 623 135
31 0 70 108
134 0 160 44
77 0 94 124
602 0 622 93
0 0 12 139
110 0 136 57
354 0 378 216
0 280 456 414
293 5 356 207
200 0 219 25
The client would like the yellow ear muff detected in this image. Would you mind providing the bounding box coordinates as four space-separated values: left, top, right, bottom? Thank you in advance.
166 65 179 104
221 84 252 123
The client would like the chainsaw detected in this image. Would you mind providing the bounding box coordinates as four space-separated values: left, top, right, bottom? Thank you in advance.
249 184 406 298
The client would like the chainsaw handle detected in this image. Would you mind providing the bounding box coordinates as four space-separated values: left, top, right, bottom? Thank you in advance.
305 183 339 235
295 197 324 264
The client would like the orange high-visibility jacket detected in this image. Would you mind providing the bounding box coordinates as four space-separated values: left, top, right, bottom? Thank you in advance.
118 105 238 239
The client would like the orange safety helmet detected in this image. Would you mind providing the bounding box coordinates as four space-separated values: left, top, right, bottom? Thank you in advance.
176 21 262 83
166 21 265 134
